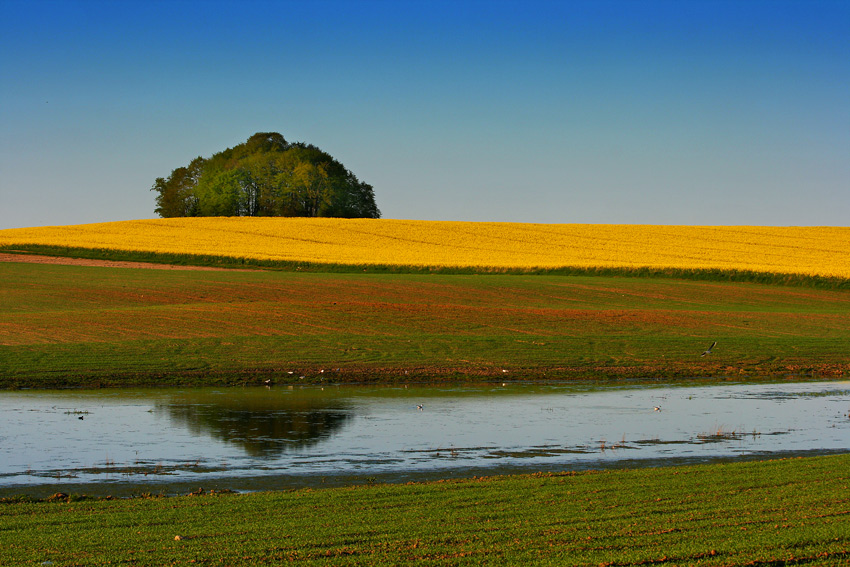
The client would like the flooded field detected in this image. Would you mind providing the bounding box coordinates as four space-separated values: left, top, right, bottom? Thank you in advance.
1 380 848 496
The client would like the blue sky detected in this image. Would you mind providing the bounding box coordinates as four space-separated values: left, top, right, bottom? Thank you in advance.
1 0 847 229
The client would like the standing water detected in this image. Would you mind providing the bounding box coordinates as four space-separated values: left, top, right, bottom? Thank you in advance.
0 380 848 496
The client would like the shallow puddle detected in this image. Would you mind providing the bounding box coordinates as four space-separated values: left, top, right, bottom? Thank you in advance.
1 380 848 496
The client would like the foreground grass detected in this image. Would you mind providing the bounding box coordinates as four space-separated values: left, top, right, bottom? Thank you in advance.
2 262 849 388
2 455 848 566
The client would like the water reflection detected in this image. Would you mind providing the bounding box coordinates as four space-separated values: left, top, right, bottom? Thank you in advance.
159 390 351 457
0 380 847 496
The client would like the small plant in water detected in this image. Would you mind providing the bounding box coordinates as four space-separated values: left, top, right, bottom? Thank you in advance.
64 409 89 416
697 425 745 441
609 434 628 449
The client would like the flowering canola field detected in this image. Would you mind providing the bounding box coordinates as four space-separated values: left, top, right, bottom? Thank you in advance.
1 218 848 279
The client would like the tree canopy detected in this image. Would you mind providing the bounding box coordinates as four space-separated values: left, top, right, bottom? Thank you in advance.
151 133 380 219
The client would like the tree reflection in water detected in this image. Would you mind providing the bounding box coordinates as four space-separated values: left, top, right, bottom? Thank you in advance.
157 389 352 457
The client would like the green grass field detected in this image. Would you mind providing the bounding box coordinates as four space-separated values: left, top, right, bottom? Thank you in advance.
1 260 849 388
2 454 848 566
2 258 849 565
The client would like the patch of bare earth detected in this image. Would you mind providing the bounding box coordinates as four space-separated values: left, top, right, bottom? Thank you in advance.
0 253 253 271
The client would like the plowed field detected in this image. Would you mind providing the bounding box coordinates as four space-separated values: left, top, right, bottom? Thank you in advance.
2 260 848 388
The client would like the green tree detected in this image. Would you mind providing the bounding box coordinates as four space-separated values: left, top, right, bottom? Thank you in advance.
151 133 380 219
151 156 205 217
194 169 246 216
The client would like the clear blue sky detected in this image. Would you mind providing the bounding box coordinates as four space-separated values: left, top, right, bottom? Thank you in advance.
1 0 847 229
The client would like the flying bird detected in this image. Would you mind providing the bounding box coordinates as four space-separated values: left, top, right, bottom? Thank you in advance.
701 341 717 357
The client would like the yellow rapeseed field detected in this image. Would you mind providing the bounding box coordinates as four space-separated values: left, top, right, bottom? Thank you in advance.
1 218 848 279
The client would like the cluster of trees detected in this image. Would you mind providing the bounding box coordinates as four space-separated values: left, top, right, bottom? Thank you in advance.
151 133 380 219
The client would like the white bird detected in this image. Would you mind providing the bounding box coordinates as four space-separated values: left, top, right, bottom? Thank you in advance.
701 341 717 357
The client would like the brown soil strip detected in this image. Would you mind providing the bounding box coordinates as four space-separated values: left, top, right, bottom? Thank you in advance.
0 253 253 271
